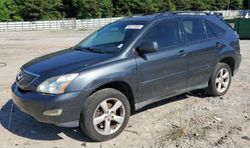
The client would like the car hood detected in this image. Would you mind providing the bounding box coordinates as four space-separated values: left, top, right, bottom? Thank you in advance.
22 48 114 77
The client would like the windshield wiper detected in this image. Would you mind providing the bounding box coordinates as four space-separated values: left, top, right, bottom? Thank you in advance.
74 46 112 54
74 46 91 51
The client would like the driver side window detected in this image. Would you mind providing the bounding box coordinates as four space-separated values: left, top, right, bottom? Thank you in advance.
142 20 181 49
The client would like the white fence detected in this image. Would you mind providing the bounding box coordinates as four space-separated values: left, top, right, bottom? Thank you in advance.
0 17 122 32
210 10 250 18
0 10 249 32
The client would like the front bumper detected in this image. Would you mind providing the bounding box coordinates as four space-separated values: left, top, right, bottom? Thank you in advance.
11 83 82 127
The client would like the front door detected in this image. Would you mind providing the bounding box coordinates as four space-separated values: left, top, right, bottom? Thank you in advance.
135 19 188 104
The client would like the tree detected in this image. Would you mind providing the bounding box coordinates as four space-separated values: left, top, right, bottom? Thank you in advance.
173 0 192 10
63 0 113 18
0 0 247 21
15 0 63 20
112 0 137 16
158 0 176 12
243 0 250 9
0 0 20 21
230 0 243 9
189 0 209 11
99 0 113 17
62 0 78 18
218 0 231 10
112 0 175 16
74 0 100 18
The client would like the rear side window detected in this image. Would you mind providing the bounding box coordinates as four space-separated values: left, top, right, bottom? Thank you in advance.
206 21 226 36
182 18 207 42
204 21 216 38
142 20 181 48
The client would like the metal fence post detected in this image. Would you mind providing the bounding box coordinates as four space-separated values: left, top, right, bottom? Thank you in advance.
6 22 9 31
21 21 23 31
99 18 101 28
42 21 44 30
73 18 76 29
15 22 16 31
87 19 89 29
49 19 51 31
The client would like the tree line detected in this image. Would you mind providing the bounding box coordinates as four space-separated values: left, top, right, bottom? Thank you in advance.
0 0 249 22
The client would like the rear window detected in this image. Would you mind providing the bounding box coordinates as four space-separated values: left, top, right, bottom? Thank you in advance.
182 18 207 42
206 21 226 36
204 21 217 38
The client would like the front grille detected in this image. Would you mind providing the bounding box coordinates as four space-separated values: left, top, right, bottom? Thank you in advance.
16 70 39 88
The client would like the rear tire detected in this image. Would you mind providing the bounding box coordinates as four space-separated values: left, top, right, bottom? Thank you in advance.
207 62 232 96
80 88 130 142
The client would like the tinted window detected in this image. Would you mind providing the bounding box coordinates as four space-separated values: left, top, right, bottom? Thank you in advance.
75 21 146 54
207 21 226 36
183 18 207 42
205 21 216 38
142 20 181 48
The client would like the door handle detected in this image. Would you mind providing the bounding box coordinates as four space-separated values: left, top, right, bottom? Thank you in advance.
216 42 222 48
178 50 186 56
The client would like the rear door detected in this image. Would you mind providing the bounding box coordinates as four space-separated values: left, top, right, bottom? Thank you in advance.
135 19 188 103
181 17 218 88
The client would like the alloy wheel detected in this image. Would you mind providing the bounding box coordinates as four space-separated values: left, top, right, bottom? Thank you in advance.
215 68 230 93
93 98 125 135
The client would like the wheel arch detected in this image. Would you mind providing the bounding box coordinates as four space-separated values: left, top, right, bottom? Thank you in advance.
219 56 235 76
90 81 136 113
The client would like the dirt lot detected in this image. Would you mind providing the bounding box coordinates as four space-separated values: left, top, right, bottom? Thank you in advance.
0 31 249 148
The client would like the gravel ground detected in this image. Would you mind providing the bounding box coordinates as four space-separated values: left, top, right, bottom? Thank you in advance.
0 31 249 148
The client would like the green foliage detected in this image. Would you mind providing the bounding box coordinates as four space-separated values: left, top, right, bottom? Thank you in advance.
230 0 243 9
243 0 250 9
0 0 247 21
15 0 63 20
173 0 192 10
112 0 176 16
63 0 113 18
0 0 20 21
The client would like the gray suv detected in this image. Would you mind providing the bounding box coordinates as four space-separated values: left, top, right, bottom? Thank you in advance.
12 12 241 141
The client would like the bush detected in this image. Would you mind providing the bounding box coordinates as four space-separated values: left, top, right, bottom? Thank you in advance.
0 0 246 21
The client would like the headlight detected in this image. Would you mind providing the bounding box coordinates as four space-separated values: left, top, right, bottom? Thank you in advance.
37 73 78 94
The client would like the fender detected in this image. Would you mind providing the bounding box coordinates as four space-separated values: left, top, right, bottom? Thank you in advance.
67 57 138 103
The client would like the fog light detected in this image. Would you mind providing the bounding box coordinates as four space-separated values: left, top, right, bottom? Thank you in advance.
43 109 63 116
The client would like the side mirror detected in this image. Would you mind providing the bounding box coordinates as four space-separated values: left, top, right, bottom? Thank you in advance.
137 40 158 53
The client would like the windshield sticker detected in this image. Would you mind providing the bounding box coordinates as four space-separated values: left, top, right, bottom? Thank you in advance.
117 44 124 49
125 25 144 30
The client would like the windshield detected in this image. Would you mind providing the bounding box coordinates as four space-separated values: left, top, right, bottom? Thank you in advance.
74 21 147 54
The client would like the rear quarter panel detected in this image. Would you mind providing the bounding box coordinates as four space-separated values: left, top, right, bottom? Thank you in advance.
205 16 239 74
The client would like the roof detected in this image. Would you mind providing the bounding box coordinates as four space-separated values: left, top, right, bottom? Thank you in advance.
120 11 217 22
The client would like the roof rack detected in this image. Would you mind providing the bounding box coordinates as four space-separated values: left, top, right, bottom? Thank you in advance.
155 12 171 18
128 13 161 18
127 11 213 19
172 11 211 16
154 11 212 18
156 11 212 17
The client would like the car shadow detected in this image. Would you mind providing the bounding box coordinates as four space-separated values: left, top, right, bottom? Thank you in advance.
0 99 93 142
134 89 209 114
0 90 209 142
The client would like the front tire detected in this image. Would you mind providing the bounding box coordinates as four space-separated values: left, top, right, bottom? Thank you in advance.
80 88 131 142
207 62 232 96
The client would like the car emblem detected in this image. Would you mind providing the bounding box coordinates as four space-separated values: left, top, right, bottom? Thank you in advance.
17 73 23 82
